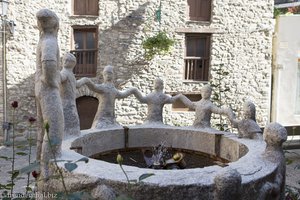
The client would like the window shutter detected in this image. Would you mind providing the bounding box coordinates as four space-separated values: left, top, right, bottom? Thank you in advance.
188 0 211 21
188 0 197 20
74 0 86 15
199 0 211 21
87 0 99 16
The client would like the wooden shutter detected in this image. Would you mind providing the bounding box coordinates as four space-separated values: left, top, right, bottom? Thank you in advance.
87 0 99 15
200 0 211 21
74 0 99 15
188 0 197 20
188 0 211 21
74 0 86 15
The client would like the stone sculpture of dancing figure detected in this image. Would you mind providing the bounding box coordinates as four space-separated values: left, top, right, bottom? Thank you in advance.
60 52 89 137
83 65 137 129
35 9 63 179
133 78 181 124
178 84 229 129
228 101 262 139
258 122 287 199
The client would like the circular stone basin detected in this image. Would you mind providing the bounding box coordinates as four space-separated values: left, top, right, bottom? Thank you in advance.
58 126 281 200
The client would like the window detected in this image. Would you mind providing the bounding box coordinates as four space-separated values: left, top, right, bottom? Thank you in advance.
73 0 99 16
187 0 211 21
172 94 202 111
184 34 211 81
71 27 98 77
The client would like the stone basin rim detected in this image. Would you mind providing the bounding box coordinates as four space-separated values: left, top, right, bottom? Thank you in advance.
58 126 277 186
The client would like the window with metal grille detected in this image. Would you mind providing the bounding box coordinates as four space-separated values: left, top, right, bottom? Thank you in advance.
73 0 99 16
187 0 211 21
71 27 98 77
184 34 211 81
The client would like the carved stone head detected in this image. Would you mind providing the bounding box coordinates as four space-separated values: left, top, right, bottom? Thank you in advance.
263 122 287 148
200 85 212 100
36 9 59 34
63 52 76 69
154 78 164 91
103 65 114 82
243 101 256 121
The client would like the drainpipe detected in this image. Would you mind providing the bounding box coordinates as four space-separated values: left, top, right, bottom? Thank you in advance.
2 14 9 145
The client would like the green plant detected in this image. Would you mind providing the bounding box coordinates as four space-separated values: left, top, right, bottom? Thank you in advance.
43 122 91 199
285 185 300 200
10 101 18 197
142 31 175 60
15 122 90 200
210 64 231 131
0 102 20 198
273 6 300 18
116 153 154 200
0 101 29 199
274 7 286 18
23 116 37 196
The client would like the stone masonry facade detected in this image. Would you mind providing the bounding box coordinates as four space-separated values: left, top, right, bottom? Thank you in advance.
0 0 274 136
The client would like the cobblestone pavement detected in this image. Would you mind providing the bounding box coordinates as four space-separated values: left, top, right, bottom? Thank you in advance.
0 141 37 198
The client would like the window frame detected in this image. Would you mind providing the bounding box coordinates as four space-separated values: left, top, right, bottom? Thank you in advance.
184 33 211 82
71 26 98 77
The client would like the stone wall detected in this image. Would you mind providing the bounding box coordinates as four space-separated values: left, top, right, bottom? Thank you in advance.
1 0 274 136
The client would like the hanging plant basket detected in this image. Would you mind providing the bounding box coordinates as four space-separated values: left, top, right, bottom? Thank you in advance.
142 31 175 60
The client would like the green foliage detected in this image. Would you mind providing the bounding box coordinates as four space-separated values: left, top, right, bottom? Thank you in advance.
116 154 155 199
1 104 93 199
210 64 231 131
63 157 89 172
285 186 300 200
76 157 89 163
274 7 286 18
142 31 175 60
138 173 155 182
286 158 294 165
274 6 300 18
0 156 12 161
64 162 78 172
16 152 27 156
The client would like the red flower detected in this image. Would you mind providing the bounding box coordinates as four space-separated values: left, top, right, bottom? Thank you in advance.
11 101 18 108
31 170 40 179
28 117 36 124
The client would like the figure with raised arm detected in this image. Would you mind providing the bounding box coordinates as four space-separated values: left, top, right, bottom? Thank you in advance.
35 9 63 179
178 84 229 129
83 65 137 129
60 52 89 137
228 101 262 139
134 78 181 124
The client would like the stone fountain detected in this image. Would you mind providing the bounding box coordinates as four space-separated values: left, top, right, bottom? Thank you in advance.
36 9 287 200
